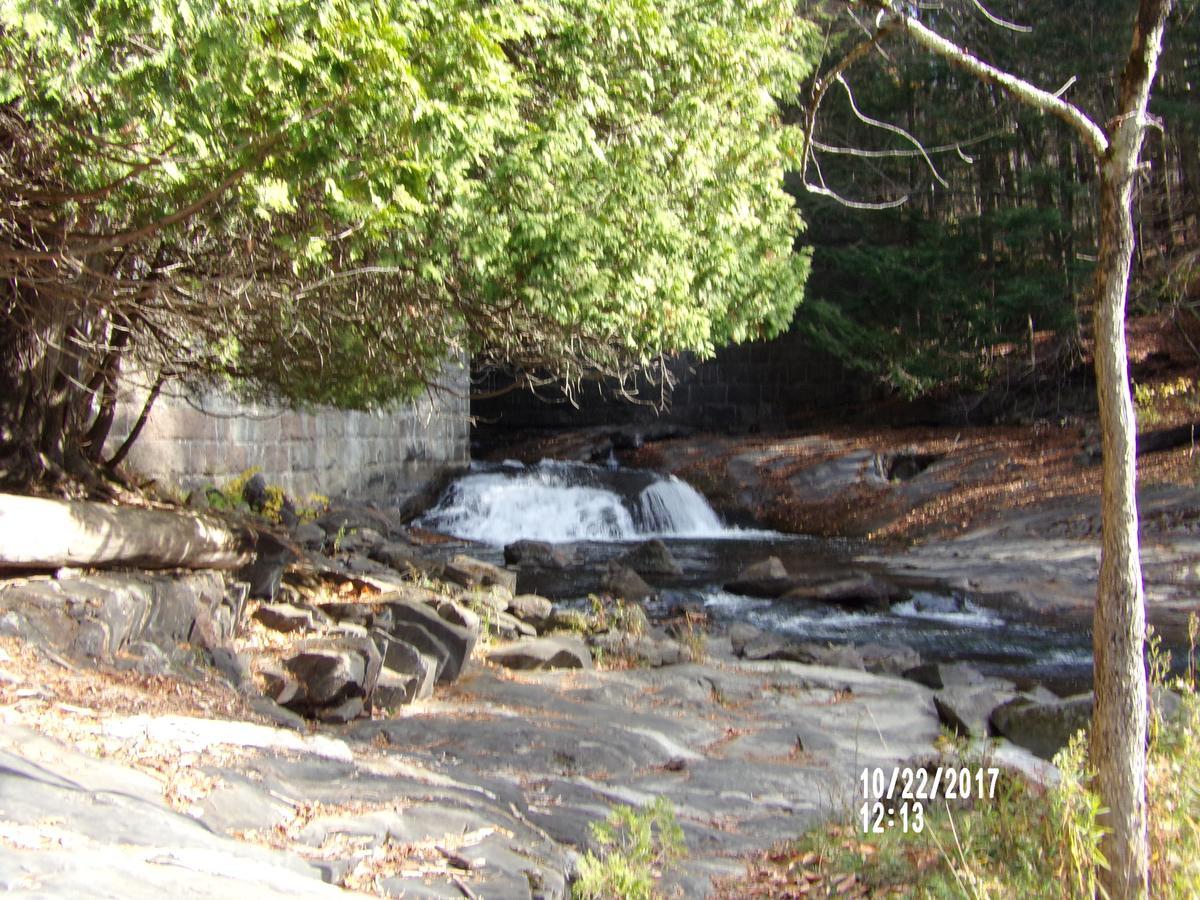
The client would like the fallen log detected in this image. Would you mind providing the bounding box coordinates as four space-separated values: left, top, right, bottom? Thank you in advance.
0 493 250 570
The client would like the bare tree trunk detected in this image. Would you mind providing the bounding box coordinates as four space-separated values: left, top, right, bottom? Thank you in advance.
805 2 1175 893
1090 4 1173 895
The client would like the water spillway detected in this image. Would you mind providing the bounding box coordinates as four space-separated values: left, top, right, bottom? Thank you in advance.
417 460 732 545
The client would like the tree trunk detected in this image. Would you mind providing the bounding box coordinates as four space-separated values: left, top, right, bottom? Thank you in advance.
1090 5 1173 896
1091 163 1149 900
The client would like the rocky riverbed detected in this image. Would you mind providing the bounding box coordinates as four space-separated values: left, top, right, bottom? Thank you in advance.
3 418 1197 897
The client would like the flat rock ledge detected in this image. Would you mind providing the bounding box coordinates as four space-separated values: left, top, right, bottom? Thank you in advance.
1 642 945 899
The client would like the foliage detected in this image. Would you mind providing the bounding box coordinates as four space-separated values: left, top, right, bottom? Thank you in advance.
787 0 1200 401
589 594 647 637
573 797 685 900
760 624 1200 898
1134 375 1199 427
0 0 817 477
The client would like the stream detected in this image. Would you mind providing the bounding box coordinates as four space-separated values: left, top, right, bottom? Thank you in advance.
417 459 1095 693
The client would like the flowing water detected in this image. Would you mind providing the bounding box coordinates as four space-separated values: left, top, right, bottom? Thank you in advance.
417 460 1095 692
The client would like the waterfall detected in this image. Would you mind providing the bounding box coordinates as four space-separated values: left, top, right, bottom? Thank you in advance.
636 477 726 536
418 461 735 544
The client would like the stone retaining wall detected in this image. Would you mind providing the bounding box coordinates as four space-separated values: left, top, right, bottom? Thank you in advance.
106 360 470 499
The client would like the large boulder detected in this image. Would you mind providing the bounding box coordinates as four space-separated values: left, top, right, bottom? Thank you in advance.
252 603 315 634
443 555 518 594
903 662 990 690
724 557 792 598
281 636 382 720
600 563 655 603
487 636 593 671
370 630 437 702
934 682 1021 738
368 542 441 577
616 539 682 577
507 594 554 630
780 574 902 609
503 540 576 569
990 693 1094 759
375 597 479 683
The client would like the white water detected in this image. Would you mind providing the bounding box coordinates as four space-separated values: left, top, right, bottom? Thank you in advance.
419 461 737 545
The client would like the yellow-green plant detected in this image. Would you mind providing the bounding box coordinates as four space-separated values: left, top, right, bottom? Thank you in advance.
573 798 685 900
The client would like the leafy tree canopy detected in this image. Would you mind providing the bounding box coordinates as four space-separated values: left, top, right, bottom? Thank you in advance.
0 0 816 413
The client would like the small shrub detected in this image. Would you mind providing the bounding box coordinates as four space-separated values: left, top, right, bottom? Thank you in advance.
573 797 685 900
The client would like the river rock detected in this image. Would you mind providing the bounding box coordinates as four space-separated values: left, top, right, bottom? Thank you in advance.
443 554 518 593
903 662 990 690
508 593 554 629
291 521 327 550
728 623 767 657
616 539 682 576
370 630 436 702
252 602 315 634
372 667 420 708
780 574 901 609
990 692 1094 759
725 557 793 598
369 542 440 577
336 527 385 554
601 562 655 602
934 682 1020 738
503 540 576 569
487 636 593 671
857 642 921 676
238 556 286 602
283 648 367 708
590 631 688 667
485 609 538 640
258 660 303 707
376 596 478 683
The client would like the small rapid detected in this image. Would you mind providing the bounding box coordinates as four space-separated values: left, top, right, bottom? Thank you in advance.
417 460 737 545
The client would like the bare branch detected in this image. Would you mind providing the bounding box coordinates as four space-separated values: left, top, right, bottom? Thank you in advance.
872 2 1109 159
967 0 1033 33
836 74 949 188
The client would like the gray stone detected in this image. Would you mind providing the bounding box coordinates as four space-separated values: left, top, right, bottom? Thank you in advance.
934 683 1019 738
292 522 327 550
616 538 682 576
487 636 593 671
378 596 478 683
503 540 575 569
247 695 307 731
337 527 385 553
857 643 921 676
780 574 902 609
371 630 437 701
116 640 172 677
486 609 538 640
437 601 481 632
443 554 518 593
283 648 366 707
990 693 1094 759
72 618 111 659
316 695 365 724
369 541 436 575
253 602 315 633
725 557 792 598
508 593 554 629
600 562 655 602
373 667 419 708
903 662 989 690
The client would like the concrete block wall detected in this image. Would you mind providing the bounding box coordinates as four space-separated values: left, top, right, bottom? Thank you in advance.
107 358 470 499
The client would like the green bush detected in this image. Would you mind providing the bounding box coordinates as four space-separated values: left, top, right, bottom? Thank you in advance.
573 797 685 900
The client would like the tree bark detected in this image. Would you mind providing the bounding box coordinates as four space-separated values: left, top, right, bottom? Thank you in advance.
0 493 249 570
1090 4 1173 896
819 2 1174 893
